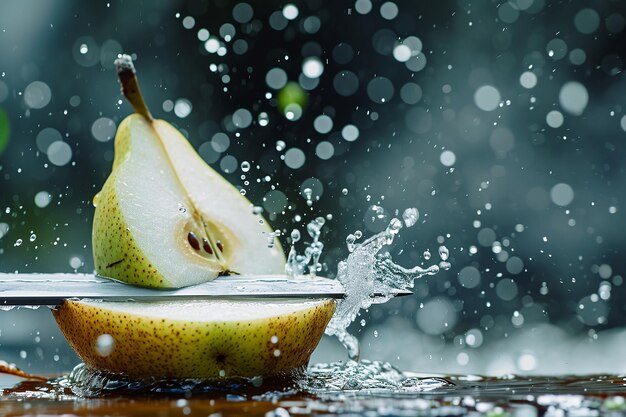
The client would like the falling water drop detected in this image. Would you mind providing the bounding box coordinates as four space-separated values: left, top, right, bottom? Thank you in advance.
303 187 313 206
423 250 431 260
402 207 419 227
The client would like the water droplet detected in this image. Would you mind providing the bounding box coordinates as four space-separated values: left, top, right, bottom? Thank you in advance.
29 233 36 242
423 250 431 260
0 223 9 239
258 112 269 126
438 245 449 261
303 187 313 206
342 188 349 195
14 238 22 247
264 230 281 248
291 229 301 242
282 4 298 20
95 334 115 357
178 204 187 214
402 207 419 227
240 161 251 172
252 206 263 215
34 191 52 208
240 189 247 195
69 256 82 269
276 140 286 151
286 219 326 277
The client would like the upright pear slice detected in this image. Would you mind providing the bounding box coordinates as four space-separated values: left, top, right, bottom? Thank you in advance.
92 60 284 288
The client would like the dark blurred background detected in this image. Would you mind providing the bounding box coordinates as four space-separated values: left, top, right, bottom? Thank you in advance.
1 0 626 376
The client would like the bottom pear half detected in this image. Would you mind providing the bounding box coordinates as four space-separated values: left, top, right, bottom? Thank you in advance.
53 298 336 379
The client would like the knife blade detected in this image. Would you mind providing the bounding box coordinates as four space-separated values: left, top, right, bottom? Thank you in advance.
0 273 412 306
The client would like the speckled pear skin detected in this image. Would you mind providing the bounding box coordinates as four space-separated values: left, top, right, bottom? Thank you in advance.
92 115 173 288
53 299 336 379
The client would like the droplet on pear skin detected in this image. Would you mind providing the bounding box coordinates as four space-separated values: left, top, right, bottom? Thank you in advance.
95 333 115 357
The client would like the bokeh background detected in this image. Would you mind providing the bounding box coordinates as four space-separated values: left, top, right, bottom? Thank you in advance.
1 0 626 377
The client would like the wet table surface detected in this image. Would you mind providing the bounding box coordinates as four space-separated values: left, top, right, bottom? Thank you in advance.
2 362 626 416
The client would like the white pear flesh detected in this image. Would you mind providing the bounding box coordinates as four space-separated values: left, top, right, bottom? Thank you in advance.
53 298 336 379
92 115 285 288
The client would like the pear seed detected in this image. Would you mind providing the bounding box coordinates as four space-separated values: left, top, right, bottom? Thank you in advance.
216 240 224 252
187 232 200 250
202 238 213 254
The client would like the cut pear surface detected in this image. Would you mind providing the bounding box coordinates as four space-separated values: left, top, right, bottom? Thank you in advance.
93 115 285 288
53 298 336 379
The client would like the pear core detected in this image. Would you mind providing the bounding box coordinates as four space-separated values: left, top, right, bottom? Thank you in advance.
53 298 336 379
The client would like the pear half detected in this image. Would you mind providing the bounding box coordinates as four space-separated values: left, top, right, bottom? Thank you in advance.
93 114 284 288
53 298 335 379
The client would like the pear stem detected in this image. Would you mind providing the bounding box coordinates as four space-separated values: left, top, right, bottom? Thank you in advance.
114 54 153 121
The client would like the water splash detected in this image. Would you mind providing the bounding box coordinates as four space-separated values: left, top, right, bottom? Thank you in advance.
0 305 42 311
61 363 304 397
283 208 449 359
285 217 325 277
325 209 450 360
303 360 450 392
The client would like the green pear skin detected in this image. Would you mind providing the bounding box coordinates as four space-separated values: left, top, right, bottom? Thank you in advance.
92 115 175 287
53 298 336 379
